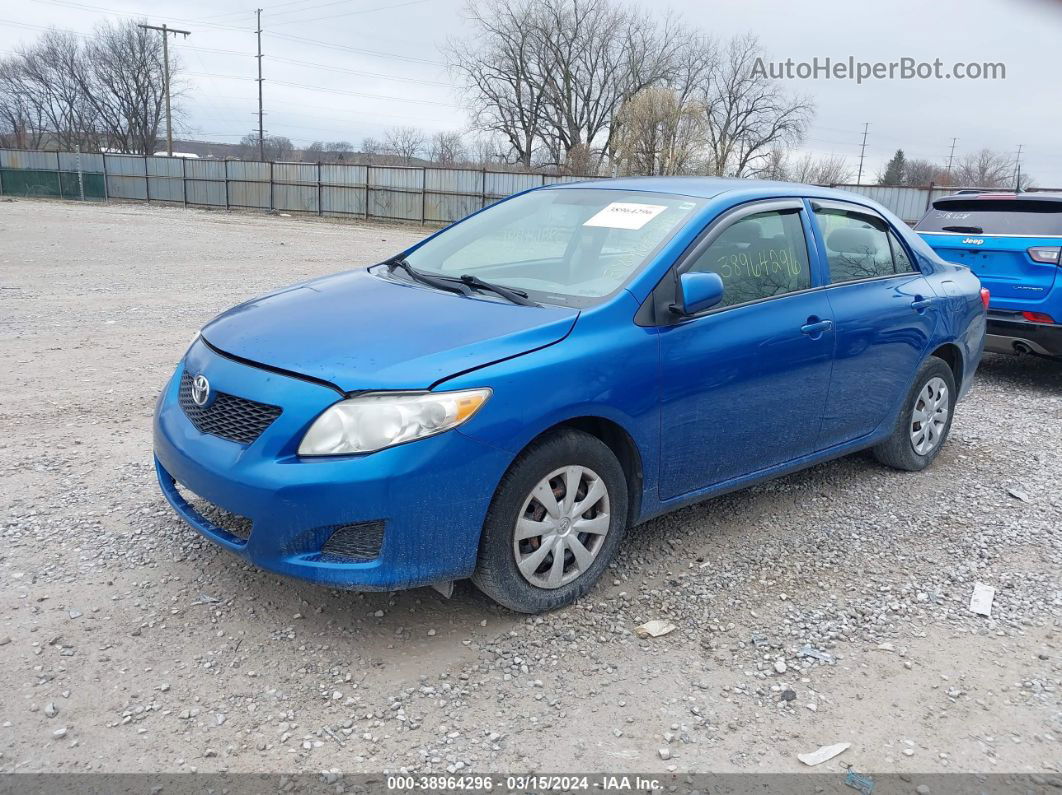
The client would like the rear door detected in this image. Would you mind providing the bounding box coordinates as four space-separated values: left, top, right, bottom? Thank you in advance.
809 200 938 449
915 196 1062 312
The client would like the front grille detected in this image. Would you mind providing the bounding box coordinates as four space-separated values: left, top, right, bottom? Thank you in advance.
179 372 282 446
320 521 385 562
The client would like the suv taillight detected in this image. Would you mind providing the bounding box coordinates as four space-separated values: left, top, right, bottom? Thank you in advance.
1028 246 1061 264
980 288 990 309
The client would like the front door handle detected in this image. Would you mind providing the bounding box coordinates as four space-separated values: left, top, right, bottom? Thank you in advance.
911 296 933 311
800 318 833 336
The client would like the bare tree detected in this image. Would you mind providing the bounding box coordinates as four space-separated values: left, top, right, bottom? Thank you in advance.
900 157 950 186
0 22 177 153
238 132 292 161
360 136 383 164
3 30 98 150
0 58 47 148
466 134 507 166
756 148 851 184
789 152 851 184
613 85 705 176
305 140 354 162
701 35 812 177
78 20 171 154
447 0 549 167
532 0 680 169
327 140 354 160
384 125 427 163
428 130 467 165
954 148 1020 188
450 0 688 170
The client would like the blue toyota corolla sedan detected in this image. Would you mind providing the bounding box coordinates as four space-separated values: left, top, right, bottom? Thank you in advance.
154 177 987 613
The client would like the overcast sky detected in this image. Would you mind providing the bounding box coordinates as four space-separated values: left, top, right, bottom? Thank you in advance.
2 0 1060 183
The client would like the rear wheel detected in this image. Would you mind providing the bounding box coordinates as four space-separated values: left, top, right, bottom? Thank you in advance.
873 356 956 471
472 429 628 613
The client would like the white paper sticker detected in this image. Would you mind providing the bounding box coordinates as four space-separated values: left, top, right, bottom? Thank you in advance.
583 202 667 230
969 582 995 617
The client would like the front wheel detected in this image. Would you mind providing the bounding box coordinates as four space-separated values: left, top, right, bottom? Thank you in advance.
472 429 628 613
873 356 957 471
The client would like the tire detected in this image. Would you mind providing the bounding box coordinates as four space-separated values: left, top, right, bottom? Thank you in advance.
872 356 957 472
472 429 629 613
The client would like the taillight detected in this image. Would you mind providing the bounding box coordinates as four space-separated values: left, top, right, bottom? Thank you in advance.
980 288 990 309
1028 246 1061 264
1021 311 1055 324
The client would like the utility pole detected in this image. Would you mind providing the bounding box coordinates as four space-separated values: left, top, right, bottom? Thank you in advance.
1014 144 1024 192
138 22 190 156
856 123 869 185
256 8 265 161
946 137 958 179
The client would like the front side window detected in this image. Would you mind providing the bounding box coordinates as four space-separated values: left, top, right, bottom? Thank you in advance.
816 207 901 282
402 188 703 305
685 209 812 307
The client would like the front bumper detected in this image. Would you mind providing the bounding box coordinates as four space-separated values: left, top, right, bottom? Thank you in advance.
153 339 511 590
985 313 1062 358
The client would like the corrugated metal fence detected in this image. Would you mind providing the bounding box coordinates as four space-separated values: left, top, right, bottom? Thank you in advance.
0 148 1028 225
0 148 592 224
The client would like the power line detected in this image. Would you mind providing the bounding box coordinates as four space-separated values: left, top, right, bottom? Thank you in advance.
265 31 444 65
184 71 459 106
28 0 248 31
274 0 431 25
138 22 191 156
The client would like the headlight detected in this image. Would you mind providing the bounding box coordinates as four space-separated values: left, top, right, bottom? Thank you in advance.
298 388 491 456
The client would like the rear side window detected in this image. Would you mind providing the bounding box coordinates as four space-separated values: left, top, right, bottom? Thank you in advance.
816 208 909 282
915 199 1062 235
685 209 811 307
889 231 915 273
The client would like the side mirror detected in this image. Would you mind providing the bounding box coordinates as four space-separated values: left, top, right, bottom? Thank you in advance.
674 271 724 315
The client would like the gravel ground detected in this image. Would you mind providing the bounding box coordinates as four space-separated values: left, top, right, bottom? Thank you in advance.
0 199 1059 777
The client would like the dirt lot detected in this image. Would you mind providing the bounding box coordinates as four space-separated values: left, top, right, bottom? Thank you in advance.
0 199 1059 778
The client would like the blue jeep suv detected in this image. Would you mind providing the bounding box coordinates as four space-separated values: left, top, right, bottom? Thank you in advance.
916 192 1062 359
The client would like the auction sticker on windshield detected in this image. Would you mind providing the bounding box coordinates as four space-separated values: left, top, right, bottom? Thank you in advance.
583 202 667 230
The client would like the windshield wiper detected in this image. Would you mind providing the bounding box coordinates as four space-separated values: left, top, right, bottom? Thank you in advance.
942 225 984 234
385 256 471 297
453 273 539 307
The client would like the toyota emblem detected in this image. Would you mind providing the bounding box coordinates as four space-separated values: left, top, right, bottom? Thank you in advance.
191 374 212 407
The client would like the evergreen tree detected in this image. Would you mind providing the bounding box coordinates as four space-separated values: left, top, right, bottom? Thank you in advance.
878 149 907 185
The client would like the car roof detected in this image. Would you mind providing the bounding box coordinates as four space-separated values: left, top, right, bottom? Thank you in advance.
543 175 879 203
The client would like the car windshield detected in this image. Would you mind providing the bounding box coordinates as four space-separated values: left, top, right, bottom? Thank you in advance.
916 198 1062 236
400 188 703 305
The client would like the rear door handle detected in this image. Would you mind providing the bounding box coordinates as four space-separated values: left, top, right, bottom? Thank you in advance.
911 296 933 311
800 318 833 336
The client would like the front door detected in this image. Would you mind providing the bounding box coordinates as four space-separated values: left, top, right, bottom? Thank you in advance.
657 202 835 501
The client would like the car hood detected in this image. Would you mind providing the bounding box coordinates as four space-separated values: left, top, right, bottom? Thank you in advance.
200 268 579 392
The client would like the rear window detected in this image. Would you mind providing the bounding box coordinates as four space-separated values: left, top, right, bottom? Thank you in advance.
916 199 1062 236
